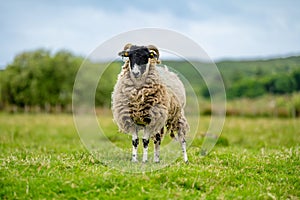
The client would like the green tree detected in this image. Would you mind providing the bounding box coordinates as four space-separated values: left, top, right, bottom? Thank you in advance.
227 78 266 99
0 49 83 111
292 69 300 90
273 74 296 94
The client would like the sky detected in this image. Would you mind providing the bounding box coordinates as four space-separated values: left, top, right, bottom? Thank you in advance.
1 0 300 67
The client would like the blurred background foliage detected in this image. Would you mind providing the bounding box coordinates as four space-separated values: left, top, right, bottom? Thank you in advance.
0 49 300 116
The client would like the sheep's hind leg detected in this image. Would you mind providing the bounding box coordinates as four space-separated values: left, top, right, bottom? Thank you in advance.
142 131 150 163
154 128 163 163
178 132 188 163
132 130 139 162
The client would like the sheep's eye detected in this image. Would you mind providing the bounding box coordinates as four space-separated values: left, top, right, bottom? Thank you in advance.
149 51 157 58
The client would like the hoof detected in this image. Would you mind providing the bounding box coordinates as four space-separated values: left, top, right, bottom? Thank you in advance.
142 160 148 163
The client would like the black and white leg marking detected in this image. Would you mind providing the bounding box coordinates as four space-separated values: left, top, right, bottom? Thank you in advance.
179 132 188 163
132 132 139 162
142 138 149 163
154 132 161 163
142 131 150 163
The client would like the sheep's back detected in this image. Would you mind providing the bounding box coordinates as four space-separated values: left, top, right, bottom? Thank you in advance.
156 65 186 107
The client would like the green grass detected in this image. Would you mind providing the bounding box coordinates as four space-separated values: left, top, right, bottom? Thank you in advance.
0 112 299 199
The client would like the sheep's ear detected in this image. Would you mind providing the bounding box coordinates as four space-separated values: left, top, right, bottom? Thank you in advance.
148 45 159 59
118 50 130 57
118 43 132 57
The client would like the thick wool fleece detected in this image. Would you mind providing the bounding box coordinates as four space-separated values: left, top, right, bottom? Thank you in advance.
111 60 189 139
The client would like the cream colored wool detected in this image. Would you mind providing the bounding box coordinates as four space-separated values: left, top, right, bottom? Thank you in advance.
111 58 189 140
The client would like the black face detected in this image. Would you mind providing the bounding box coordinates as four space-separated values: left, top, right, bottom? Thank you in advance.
127 46 151 78
128 46 150 66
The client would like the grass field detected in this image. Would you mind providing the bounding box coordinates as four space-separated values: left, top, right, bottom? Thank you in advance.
0 112 299 199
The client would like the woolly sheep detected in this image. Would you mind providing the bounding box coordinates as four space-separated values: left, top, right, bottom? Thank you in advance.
111 44 189 163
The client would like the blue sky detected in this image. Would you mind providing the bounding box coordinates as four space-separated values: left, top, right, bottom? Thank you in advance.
1 0 300 67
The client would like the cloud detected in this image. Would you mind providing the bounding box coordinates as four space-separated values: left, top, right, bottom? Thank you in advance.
0 3 183 65
1 0 300 67
185 1 300 59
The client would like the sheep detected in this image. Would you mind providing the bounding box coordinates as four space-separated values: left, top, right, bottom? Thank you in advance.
111 44 189 163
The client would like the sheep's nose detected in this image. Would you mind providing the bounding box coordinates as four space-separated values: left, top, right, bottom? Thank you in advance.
132 72 140 78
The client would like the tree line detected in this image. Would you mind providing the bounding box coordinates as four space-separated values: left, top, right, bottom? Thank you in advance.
200 68 300 99
224 71 300 99
0 49 300 112
216 56 300 99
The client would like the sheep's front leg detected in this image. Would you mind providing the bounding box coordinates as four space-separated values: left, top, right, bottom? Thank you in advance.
132 130 139 162
142 131 150 163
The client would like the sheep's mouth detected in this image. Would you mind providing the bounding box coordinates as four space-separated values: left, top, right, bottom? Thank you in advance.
132 73 141 78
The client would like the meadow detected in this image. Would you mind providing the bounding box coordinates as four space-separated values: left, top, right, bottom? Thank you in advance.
0 112 299 199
